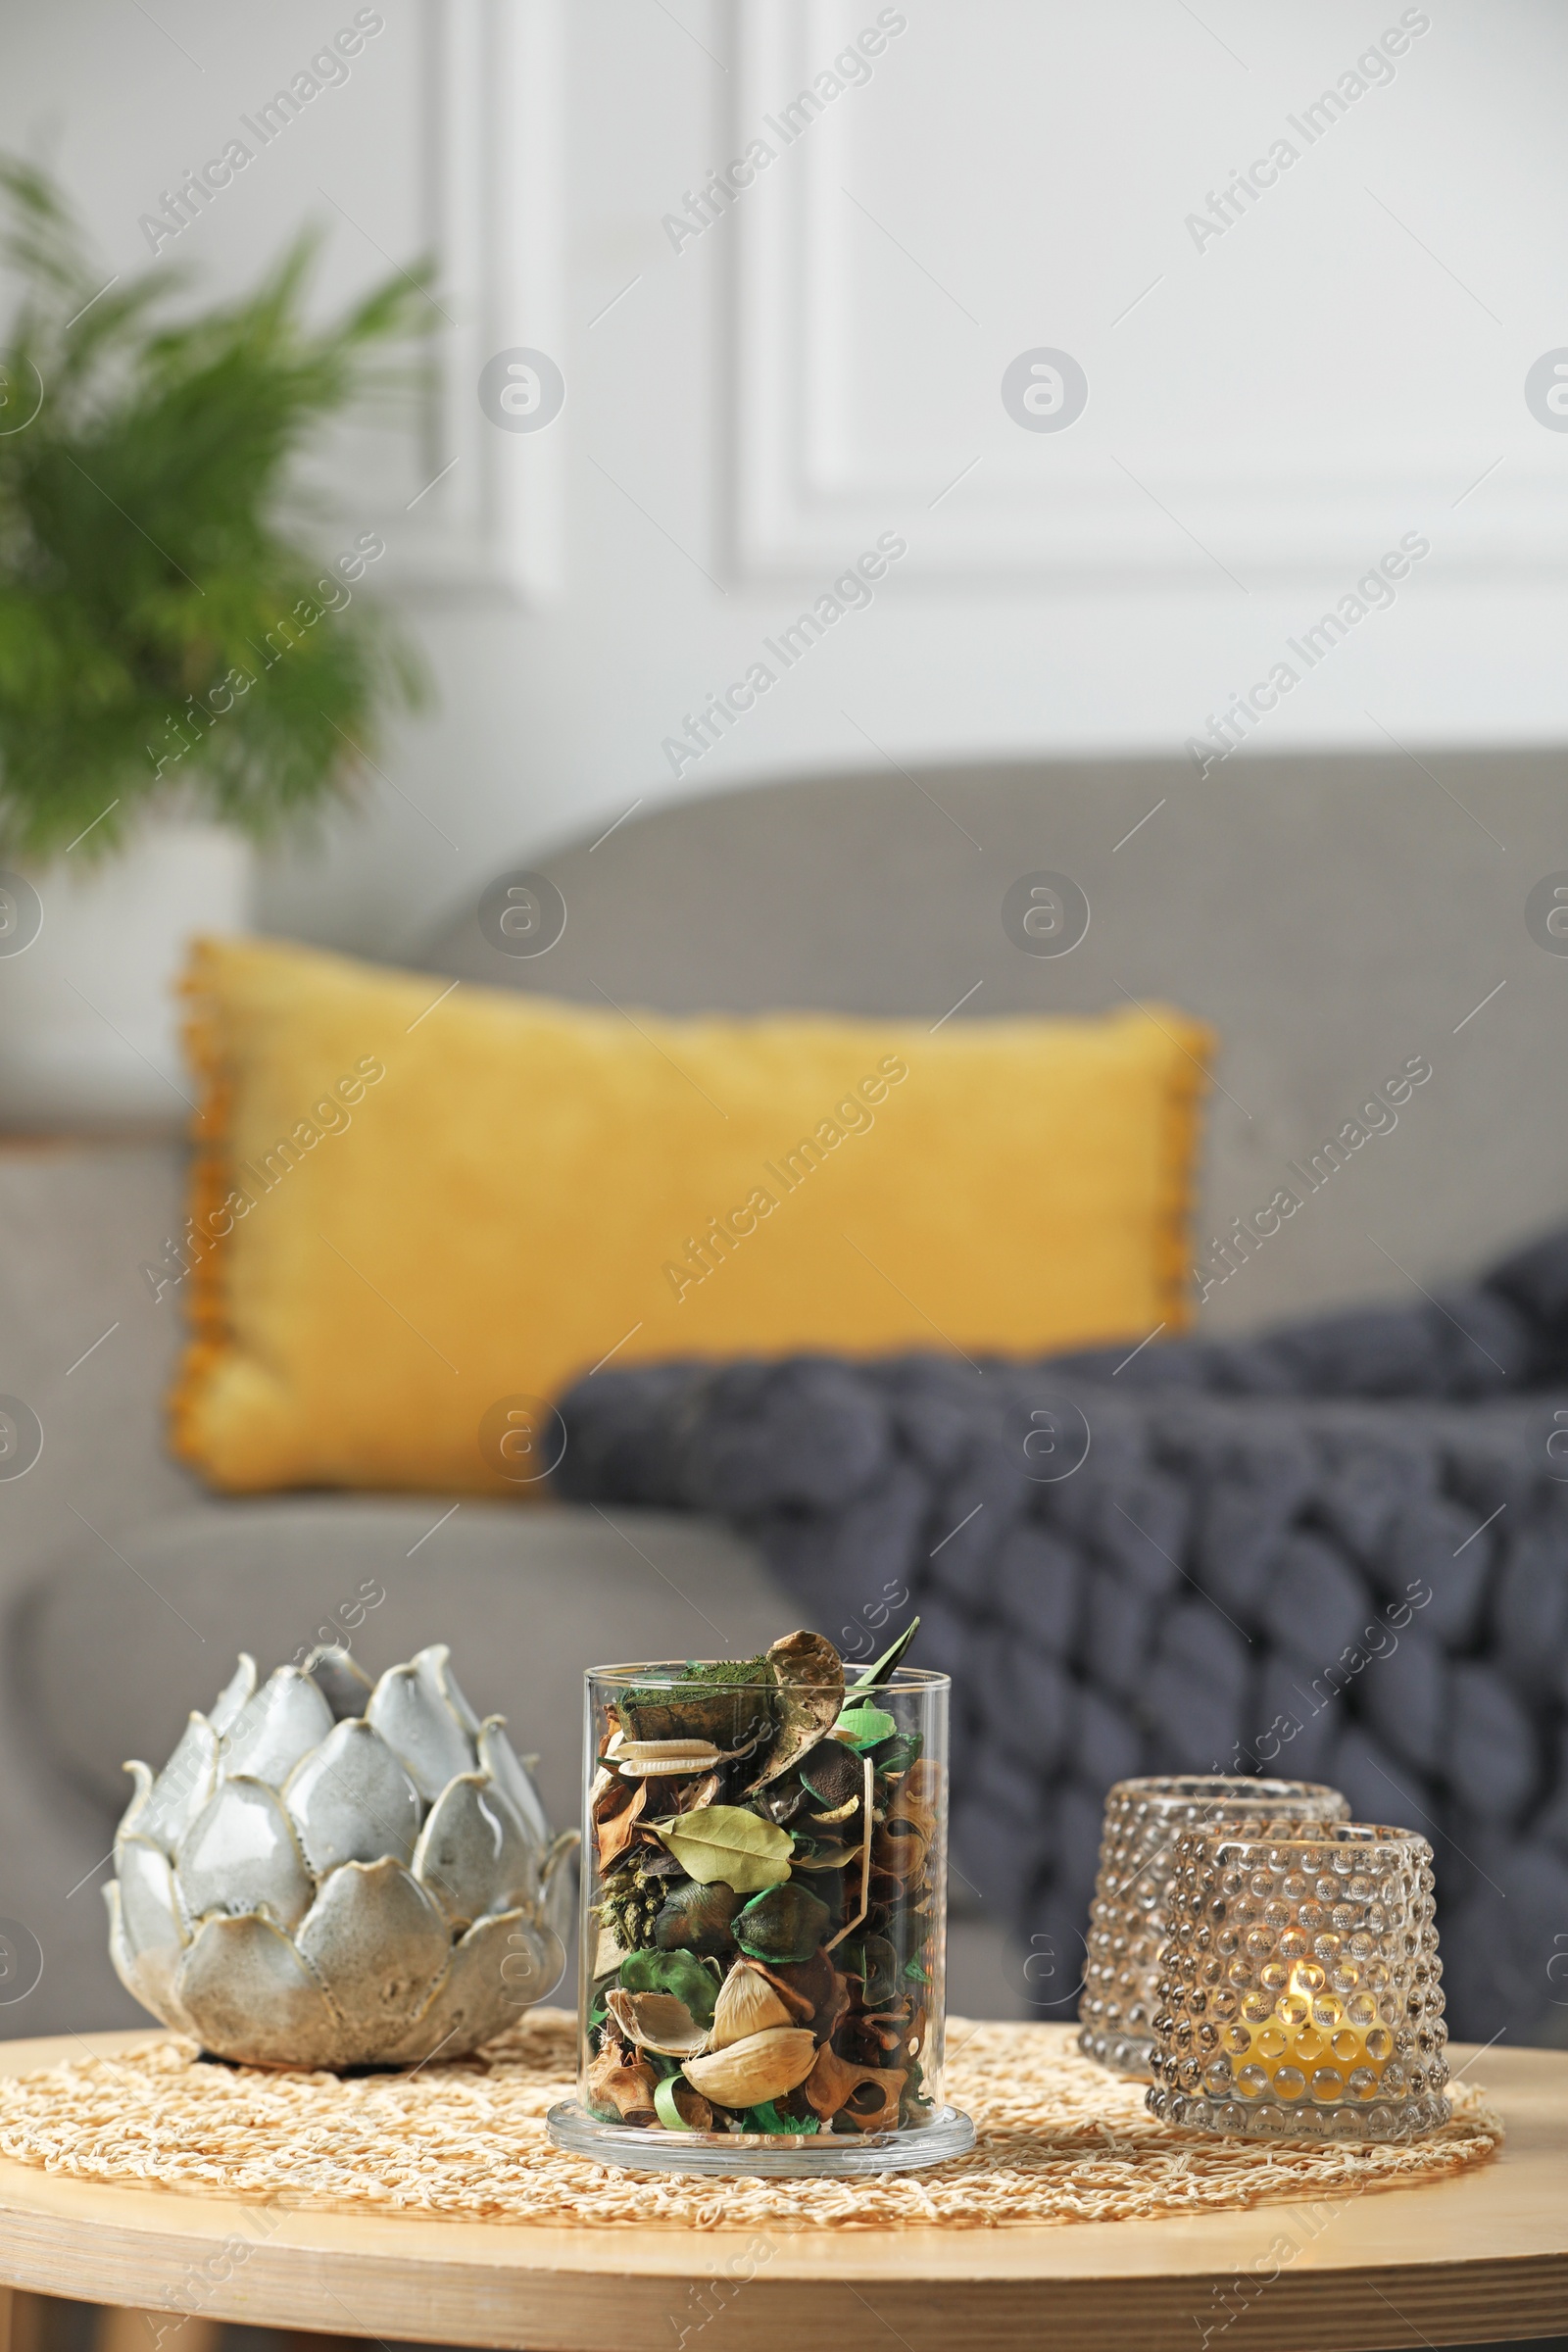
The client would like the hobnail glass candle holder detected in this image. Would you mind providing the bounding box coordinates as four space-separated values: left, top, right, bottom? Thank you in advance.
1147 1820 1449 2143
1079 1776 1350 2075
546 1660 973 2176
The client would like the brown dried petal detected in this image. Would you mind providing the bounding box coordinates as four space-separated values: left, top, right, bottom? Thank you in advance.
595 1776 648 1869
871 1826 928 1881
750 1948 840 2028
887 1759 941 1842
664 1770 723 1818
669 2080 712 2131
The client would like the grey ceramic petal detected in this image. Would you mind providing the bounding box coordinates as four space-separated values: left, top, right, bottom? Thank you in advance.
413 1773 536 1927
381 1908 535 2063
175 1913 342 2069
294 1857 451 2063
115 1758 154 1854
414 1642 482 1739
304 1643 373 1721
135 1714 220 1855
175 1777 314 1933
283 1717 422 1875
367 1661 474 1803
105 1881 153 2013
118 1825 190 1994
477 1716 551 1848
208 1653 257 1740
221 1666 333 1787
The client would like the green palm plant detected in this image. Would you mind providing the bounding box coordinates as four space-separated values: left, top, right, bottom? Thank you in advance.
0 157 433 861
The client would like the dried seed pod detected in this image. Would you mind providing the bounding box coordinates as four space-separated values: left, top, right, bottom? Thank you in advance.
803 2041 905 2132
682 2026 818 2108
797 1739 861 1811
604 1987 710 2058
790 1838 860 1872
586 2036 658 2123
708 1963 794 2050
614 1740 724 1778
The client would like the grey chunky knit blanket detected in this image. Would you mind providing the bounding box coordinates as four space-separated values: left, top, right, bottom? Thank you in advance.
556 1225 1568 2043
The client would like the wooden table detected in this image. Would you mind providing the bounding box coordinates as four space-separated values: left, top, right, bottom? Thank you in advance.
0 2030 1564 2352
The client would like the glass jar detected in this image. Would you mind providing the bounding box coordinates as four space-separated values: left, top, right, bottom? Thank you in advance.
546 1659 973 2175
1079 1775 1350 2075
1147 1820 1449 2142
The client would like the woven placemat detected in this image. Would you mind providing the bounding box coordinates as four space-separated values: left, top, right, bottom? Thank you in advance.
0 2013 1500 2232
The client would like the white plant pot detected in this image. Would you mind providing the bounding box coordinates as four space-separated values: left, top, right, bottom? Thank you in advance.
0 823 252 1132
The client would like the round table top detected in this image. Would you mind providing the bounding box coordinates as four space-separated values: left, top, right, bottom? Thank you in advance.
0 2027 1564 2352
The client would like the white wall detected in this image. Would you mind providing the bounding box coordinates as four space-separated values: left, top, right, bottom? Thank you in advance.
4 0 1567 959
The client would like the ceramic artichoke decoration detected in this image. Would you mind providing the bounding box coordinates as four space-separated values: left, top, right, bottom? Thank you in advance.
106 1642 578 2070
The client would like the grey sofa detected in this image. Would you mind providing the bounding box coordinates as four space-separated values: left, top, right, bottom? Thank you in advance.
5 750 1568 2039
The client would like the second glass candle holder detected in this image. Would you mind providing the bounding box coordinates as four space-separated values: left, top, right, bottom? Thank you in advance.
1079 1775 1350 2075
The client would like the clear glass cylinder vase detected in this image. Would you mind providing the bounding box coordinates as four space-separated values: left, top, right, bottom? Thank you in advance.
545 1659 973 2175
1147 1820 1449 2142
1079 1775 1350 2076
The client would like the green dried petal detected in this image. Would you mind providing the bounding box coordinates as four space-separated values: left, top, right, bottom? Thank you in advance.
618 1946 718 2026
654 1880 743 1956
733 1881 831 1965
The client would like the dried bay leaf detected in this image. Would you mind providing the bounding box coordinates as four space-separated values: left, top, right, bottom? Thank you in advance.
653 1803 793 1893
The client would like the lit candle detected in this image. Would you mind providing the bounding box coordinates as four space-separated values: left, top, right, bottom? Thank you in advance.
1227 1959 1394 2105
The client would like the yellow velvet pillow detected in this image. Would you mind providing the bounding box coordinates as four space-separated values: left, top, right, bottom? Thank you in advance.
169 936 1211 1495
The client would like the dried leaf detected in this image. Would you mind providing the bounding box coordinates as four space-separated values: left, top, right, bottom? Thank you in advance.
747 1630 845 1789
849 1617 920 1690
595 1776 648 1868
653 1803 793 1893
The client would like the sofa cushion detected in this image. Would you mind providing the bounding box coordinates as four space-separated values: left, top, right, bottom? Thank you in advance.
171 934 1211 1494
